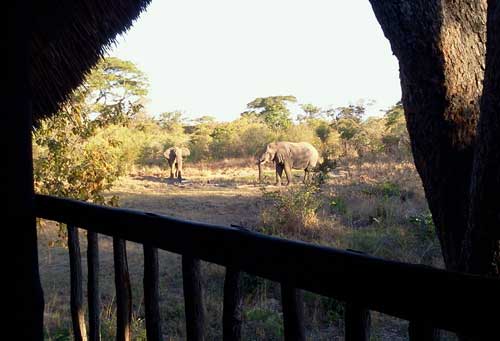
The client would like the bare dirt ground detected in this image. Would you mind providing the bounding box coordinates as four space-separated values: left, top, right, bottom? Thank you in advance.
111 175 264 227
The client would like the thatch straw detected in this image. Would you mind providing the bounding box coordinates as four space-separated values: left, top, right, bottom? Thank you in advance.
30 0 151 123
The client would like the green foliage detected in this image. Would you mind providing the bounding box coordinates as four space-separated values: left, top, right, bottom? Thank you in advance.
329 196 347 215
245 308 284 340
376 181 401 198
260 183 321 236
85 57 149 127
280 123 321 147
33 57 150 243
157 111 185 131
33 112 121 206
44 327 71 341
298 103 322 121
246 95 297 131
382 102 411 156
189 117 216 162
409 212 436 244
319 296 345 322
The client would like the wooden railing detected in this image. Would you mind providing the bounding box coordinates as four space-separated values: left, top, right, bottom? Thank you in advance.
35 194 500 340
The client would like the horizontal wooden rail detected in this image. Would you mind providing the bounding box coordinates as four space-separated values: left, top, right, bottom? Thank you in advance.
35 194 500 338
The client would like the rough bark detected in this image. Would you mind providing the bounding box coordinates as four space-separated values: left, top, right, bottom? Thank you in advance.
143 245 162 341
222 268 242 341
87 231 101 341
113 238 132 341
67 226 88 341
368 0 487 271
280 284 305 341
68 225 87 341
465 1 500 276
345 302 371 341
182 257 205 341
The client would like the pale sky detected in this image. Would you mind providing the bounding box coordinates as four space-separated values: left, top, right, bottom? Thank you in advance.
108 0 401 121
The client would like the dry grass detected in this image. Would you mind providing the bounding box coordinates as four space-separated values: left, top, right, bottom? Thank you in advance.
39 155 450 340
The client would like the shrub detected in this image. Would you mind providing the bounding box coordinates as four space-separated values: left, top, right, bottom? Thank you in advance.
260 183 321 236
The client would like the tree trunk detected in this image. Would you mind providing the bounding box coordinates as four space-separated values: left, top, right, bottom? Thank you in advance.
464 1 500 276
368 0 487 272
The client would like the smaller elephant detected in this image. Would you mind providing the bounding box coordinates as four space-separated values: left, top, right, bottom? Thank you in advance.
257 141 319 186
164 147 190 180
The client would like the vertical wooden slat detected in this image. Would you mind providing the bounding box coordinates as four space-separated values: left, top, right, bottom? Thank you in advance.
281 283 305 341
143 245 162 341
409 320 440 341
87 231 100 341
67 225 88 341
345 302 371 341
223 268 242 341
182 256 205 341
113 237 132 341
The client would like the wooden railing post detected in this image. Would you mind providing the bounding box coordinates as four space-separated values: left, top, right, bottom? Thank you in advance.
67 225 88 341
281 283 305 341
8 2 45 338
113 237 132 341
182 256 205 341
223 268 242 341
143 245 162 341
409 320 440 341
345 302 371 341
87 231 100 341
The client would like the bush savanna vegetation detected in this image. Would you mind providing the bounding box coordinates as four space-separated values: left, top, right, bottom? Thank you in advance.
36 57 445 340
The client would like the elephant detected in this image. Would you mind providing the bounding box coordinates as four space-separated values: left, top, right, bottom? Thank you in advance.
164 147 190 180
257 141 319 185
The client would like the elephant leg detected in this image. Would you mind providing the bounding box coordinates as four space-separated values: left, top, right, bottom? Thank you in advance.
284 163 292 186
177 158 183 180
304 169 310 184
169 162 175 179
275 164 284 186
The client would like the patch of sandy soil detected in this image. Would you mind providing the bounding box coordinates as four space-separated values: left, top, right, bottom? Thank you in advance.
109 175 266 227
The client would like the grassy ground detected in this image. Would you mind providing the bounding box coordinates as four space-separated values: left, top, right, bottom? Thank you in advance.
39 156 451 340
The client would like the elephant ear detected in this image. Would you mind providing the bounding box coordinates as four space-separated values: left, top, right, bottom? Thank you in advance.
182 147 190 157
274 148 290 164
164 147 173 158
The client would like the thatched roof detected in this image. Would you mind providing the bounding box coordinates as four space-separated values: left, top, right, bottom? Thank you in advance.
31 0 151 123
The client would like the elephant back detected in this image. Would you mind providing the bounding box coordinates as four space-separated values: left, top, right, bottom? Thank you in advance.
288 142 319 168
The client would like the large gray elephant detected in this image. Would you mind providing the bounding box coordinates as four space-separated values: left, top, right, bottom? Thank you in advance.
164 147 190 180
257 141 319 185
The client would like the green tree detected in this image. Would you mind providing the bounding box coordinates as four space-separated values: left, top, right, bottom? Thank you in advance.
210 125 237 159
33 57 149 204
157 111 185 130
382 102 410 156
85 57 149 127
246 95 297 131
298 103 322 121
189 116 217 161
